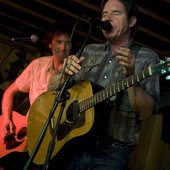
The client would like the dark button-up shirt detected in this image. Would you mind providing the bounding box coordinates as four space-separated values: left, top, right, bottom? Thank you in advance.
73 41 160 145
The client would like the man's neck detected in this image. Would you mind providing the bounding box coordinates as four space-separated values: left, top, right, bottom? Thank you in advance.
53 56 64 71
108 33 132 53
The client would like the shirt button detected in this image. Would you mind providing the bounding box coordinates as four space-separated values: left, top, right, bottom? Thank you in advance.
104 76 107 79
109 60 112 63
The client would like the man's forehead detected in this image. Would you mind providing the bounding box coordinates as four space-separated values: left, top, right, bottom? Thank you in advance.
52 34 70 41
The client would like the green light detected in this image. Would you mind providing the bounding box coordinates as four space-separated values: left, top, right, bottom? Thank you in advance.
165 75 170 80
161 70 166 74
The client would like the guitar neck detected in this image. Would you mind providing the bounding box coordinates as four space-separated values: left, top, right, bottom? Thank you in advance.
79 66 152 112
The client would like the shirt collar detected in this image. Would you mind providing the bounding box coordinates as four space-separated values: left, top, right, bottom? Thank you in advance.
105 39 134 52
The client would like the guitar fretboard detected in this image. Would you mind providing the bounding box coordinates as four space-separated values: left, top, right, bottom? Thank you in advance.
79 67 152 112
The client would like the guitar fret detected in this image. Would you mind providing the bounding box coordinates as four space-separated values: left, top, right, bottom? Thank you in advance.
136 73 139 82
96 93 99 104
142 70 145 79
87 99 91 109
117 84 120 92
105 89 108 99
109 86 113 96
138 72 142 82
104 90 107 100
108 87 112 97
112 85 116 94
134 75 138 83
123 81 126 89
106 89 109 99
93 95 97 105
148 66 152 75
98 92 101 102
102 91 105 101
88 98 92 108
128 76 132 86
121 80 124 90
114 84 118 93
88 98 93 108
131 76 134 85
79 60 169 113
121 82 124 90
125 80 127 88
81 101 86 111
83 99 89 111
118 82 121 91
103 90 106 100
79 102 83 112
127 79 129 87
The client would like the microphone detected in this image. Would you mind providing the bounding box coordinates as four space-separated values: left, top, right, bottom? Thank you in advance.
89 18 112 32
11 34 38 43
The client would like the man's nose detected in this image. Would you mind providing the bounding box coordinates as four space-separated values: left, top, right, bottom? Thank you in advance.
60 42 66 50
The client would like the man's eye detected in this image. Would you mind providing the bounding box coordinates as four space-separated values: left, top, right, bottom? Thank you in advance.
102 11 121 18
102 13 108 17
113 11 121 15
65 41 71 45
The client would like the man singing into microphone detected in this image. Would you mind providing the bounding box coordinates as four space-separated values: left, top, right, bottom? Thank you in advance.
53 0 159 169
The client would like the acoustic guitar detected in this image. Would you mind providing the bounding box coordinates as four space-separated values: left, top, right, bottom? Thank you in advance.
27 59 170 165
0 111 27 158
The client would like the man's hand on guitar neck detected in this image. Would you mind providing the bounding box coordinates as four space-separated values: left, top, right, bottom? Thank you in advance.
64 55 85 75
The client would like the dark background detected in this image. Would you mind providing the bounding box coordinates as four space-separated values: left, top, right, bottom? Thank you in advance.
0 0 169 54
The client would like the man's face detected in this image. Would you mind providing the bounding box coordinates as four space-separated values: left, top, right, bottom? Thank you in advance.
102 0 132 41
49 33 71 62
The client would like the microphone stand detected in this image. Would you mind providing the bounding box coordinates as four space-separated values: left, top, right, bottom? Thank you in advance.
24 22 92 170
42 75 72 170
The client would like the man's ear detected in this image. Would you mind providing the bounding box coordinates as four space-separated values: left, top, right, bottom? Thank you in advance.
129 16 137 28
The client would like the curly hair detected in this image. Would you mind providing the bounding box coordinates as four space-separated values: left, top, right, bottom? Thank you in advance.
44 21 72 49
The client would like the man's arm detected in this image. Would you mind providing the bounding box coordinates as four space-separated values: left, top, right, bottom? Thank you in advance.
1 82 20 138
128 86 157 121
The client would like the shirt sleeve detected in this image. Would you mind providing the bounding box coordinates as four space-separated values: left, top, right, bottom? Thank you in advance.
136 48 160 101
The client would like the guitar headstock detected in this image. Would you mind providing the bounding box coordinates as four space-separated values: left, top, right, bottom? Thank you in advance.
151 57 170 76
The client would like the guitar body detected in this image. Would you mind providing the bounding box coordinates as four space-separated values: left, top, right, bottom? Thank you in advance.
27 58 170 165
28 80 96 165
0 111 27 158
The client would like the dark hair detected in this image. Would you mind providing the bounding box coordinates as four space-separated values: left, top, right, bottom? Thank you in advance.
44 21 72 48
121 0 138 36
102 0 139 37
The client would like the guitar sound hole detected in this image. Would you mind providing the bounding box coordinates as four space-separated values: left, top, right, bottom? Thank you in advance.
5 127 27 150
66 100 79 122
17 127 27 140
